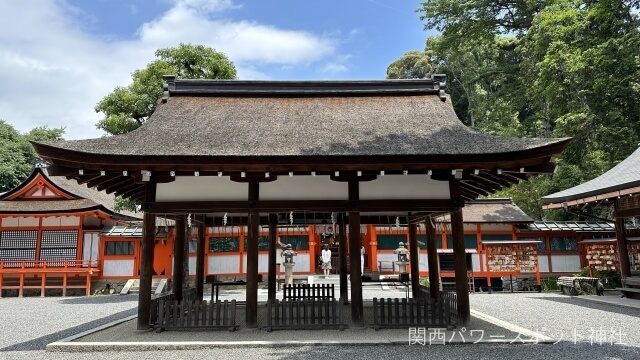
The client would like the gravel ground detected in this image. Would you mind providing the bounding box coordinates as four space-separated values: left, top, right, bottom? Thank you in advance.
1 291 639 359
469 292 640 347
0 295 138 350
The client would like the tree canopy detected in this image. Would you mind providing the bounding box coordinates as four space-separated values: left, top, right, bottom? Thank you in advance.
390 0 640 219
95 43 237 136
0 120 64 192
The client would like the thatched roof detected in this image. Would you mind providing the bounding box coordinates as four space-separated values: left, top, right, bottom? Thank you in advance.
36 78 567 157
31 76 570 202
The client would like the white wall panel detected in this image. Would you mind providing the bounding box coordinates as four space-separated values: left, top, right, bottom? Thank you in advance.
360 175 450 200
208 254 240 274
261 177 347 200
103 259 134 277
550 255 581 273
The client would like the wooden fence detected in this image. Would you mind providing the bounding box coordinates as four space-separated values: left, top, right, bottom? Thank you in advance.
154 298 237 332
283 284 335 301
266 298 345 331
150 288 198 327
372 296 456 330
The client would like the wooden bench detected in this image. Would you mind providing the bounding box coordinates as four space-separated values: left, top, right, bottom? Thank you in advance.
378 261 395 275
618 277 640 299
557 276 603 296
283 284 334 301
266 298 345 331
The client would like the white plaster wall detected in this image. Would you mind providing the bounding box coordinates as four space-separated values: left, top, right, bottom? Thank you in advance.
1 216 39 227
471 253 481 272
261 177 347 200
42 216 80 227
241 253 270 273
208 254 240 274
156 176 247 201
189 256 196 275
360 175 450 200
550 255 581 273
103 259 134 277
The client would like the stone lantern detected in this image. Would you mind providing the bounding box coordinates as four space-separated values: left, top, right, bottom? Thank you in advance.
282 244 297 285
394 242 410 274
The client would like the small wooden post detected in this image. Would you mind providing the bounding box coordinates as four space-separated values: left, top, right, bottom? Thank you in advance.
137 182 156 330
173 216 185 301
408 220 420 298
426 217 441 299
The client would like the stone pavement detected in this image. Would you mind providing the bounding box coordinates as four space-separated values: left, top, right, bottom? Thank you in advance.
46 275 563 352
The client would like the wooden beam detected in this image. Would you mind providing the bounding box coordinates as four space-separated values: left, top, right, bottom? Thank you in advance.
460 182 489 197
173 216 186 301
478 171 511 187
77 174 103 185
86 173 121 188
137 182 156 330
141 199 461 213
98 176 133 192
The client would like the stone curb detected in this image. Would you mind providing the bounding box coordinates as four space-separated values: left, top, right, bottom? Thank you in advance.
46 338 555 352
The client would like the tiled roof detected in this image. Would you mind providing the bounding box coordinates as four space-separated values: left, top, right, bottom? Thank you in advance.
543 147 640 204
520 221 615 232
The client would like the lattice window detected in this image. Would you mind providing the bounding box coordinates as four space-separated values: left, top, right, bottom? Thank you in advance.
0 230 37 262
39 230 78 262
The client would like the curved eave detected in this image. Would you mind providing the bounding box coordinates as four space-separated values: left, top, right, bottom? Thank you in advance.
542 180 640 209
32 138 570 170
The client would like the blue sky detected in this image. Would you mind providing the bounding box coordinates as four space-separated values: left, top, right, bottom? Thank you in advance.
0 0 434 139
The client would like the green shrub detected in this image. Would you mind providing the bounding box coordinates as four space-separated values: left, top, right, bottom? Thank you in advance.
420 278 430 288
542 277 559 291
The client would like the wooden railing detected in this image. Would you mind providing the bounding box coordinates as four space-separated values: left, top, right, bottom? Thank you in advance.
266 298 345 331
372 296 455 330
155 299 237 332
283 284 335 301
0 260 99 297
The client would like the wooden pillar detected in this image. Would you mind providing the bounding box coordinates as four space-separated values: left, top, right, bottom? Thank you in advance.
246 182 259 328
348 179 363 326
408 221 420 298
268 214 277 300
173 216 185 301
426 217 441 299
451 206 470 324
195 215 205 300
137 182 156 330
614 200 631 278
339 214 348 304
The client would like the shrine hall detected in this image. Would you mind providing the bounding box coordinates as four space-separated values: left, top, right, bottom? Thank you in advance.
32 75 570 329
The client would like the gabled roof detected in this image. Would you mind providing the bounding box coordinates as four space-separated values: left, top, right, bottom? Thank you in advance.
543 147 640 208
436 198 533 223
0 167 141 220
32 76 570 202
518 221 615 232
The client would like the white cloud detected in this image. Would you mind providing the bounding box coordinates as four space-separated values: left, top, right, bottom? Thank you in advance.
0 0 342 140
321 62 349 74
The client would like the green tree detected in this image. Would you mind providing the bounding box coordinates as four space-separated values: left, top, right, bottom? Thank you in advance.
95 43 237 135
0 120 64 192
386 50 436 79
